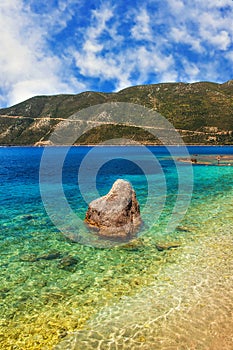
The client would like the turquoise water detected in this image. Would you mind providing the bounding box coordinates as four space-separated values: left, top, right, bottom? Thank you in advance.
0 146 233 349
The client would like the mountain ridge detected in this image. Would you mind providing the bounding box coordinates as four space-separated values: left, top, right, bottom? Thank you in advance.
0 80 233 145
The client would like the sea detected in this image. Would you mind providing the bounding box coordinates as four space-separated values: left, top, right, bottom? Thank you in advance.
0 146 232 349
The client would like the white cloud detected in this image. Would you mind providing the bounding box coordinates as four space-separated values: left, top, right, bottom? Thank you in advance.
195 0 233 9
0 0 84 107
83 40 103 53
225 50 233 62
181 60 200 82
7 77 86 108
170 27 203 53
159 71 178 83
71 3 132 90
131 9 152 41
72 3 178 91
198 11 232 50
90 6 114 36
74 52 119 79
209 30 231 51
167 0 185 13
168 2 232 53
83 5 116 52
136 47 174 75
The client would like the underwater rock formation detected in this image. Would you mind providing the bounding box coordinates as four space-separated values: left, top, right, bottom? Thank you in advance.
85 179 142 238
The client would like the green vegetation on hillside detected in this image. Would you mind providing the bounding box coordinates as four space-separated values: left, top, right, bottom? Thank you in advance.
0 80 232 145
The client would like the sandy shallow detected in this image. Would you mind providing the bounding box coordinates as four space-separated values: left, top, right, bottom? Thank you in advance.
178 155 233 166
55 192 233 350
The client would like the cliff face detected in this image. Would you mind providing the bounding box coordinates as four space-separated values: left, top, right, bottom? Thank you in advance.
0 80 233 145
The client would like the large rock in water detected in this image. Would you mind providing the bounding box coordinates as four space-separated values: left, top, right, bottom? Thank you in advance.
85 179 142 238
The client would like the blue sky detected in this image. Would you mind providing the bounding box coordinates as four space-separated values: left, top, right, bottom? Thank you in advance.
0 0 233 107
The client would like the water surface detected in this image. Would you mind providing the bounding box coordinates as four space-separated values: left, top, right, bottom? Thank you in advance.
0 146 232 349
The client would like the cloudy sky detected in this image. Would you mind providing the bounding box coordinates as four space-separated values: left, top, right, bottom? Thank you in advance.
0 0 233 108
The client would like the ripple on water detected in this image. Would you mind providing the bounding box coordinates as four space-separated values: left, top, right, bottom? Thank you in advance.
0 151 233 349
54 194 233 350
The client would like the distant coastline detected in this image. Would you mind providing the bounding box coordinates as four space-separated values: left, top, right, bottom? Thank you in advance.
0 143 233 147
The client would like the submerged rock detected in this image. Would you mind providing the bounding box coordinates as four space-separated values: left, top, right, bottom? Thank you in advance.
119 238 145 251
19 251 62 262
155 242 181 251
58 256 80 271
85 179 142 239
38 252 62 261
19 253 38 262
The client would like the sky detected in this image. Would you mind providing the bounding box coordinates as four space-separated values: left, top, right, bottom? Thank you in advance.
0 0 233 108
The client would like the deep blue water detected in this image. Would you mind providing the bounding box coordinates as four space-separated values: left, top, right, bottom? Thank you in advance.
1 145 233 245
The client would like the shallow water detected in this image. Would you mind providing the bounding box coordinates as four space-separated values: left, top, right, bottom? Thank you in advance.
0 146 232 349
55 192 233 350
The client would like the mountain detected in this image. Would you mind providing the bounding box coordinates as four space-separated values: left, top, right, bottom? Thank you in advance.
0 80 233 145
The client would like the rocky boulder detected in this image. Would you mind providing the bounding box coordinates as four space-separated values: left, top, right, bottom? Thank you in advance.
85 179 142 238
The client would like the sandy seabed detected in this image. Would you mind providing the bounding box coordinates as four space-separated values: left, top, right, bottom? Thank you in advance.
55 191 233 350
